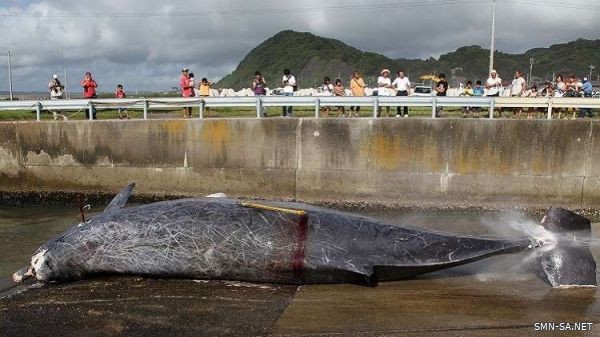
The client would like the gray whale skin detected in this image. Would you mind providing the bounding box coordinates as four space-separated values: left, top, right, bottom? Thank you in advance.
13 184 597 288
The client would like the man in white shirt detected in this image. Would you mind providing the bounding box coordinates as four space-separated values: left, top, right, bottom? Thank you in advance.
392 70 411 117
281 68 296 117
510 70 526 97
485 70 502 97
510 70 526 117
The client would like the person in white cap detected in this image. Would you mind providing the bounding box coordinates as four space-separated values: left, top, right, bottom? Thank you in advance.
485 70 502 97
48 74 68 121
485 70 502 117
377 69 393 117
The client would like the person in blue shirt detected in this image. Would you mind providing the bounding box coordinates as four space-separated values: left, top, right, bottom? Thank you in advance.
580 77 594 118
472 81 485 116
473 81 485 96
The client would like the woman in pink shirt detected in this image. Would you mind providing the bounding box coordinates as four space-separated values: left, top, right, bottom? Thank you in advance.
180 68 194 118
81 72 98 119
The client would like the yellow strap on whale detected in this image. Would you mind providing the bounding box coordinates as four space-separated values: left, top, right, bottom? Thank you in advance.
239 202 306 216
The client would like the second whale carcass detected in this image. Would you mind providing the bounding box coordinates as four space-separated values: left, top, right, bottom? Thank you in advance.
13 184 597 288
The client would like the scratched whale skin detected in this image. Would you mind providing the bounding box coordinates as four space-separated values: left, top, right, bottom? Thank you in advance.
13 184 597 288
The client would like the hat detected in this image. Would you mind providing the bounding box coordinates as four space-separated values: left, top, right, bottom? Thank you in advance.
583 77 589 82
491 69 497 74
52 74 58 79
181 68 189 72
381 69 390 75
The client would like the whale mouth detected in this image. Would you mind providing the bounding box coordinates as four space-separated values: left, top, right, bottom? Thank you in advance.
13 250 48 284
12 266 35 283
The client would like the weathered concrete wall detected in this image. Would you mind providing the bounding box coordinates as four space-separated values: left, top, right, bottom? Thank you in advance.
0 119 598 208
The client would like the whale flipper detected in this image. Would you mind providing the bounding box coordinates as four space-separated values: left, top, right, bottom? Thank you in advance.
104 183 136 212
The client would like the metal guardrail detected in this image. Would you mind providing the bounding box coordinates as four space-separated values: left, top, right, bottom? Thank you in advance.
0 96 599 121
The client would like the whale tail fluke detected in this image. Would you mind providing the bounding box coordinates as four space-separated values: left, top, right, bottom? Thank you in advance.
537 208 597 288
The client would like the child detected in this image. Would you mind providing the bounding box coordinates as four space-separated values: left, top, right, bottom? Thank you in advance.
473 81 484 97
460 81 474 118
473 81 485 116
116 84 129 119
199 78 212 117
188 73 196 94
526 84 540 119
320 77 334 117
333 79 346 117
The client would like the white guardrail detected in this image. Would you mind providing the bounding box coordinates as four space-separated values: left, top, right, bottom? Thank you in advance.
0 96 599 121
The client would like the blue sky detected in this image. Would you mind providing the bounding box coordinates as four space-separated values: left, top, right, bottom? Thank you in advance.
0 0 598 92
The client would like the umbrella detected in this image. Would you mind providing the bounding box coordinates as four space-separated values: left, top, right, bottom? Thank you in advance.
420 74 441 82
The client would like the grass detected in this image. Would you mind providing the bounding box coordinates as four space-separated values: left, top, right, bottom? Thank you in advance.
0 107 597 121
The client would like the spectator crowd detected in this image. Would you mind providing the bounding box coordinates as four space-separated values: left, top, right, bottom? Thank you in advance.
44 66 597 120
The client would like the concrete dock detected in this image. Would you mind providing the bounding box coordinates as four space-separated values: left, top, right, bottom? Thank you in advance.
2 274 599 337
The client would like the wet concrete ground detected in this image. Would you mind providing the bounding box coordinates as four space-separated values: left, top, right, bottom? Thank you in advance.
1 207 599 336
1 273 599 337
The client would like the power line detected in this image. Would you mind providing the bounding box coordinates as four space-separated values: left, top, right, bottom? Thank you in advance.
499 0 600 10
0 0 483 18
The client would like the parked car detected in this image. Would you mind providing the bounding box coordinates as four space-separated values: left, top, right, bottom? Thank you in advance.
412 86 434 97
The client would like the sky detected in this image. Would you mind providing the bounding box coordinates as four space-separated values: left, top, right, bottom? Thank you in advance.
0 0 598 92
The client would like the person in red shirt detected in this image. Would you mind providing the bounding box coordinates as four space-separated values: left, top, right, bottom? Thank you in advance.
180 68 194 118
81 72 98 119
115 84 129 119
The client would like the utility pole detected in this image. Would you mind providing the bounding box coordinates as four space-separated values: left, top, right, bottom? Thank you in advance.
528 56 535 85
63 64 69 99
589 65 595 79
489 0 496 75
7 51 14 101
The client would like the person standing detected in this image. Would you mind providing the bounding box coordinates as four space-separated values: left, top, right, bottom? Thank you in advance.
48 74 68 121
180 68 194 118
565 74 581 97
333 79 346 117
460 80 474 118
377 69 393 117
81 72 98 119
473 80 485 116
580 77 594 118
485 70 502 97
199 78 213 117
115 84 129 119
434 74 448 117
349 71 365 117
510 70 526 97
485 70 502 118
319 77 334 117
281 69 296 117
510 70 526 117
392 70 411 117
473 80 485 97
252 71 268 117
554 75 566 96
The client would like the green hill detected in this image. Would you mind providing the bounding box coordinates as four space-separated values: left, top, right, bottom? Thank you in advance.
217 30 600 89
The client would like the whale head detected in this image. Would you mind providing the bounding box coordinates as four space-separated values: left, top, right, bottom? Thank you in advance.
13 248 64 283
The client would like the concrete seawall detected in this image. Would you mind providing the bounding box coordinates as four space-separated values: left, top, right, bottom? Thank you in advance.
1 119 599 208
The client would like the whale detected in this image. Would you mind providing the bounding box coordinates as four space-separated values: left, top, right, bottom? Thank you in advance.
13 183 597 288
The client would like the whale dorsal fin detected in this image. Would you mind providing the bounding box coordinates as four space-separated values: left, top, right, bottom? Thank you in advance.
105 183 136 211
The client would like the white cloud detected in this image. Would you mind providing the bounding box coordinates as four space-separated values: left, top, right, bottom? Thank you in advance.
0 0 597 92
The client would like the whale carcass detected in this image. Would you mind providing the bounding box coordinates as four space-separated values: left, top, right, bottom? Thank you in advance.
13 184 597 288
